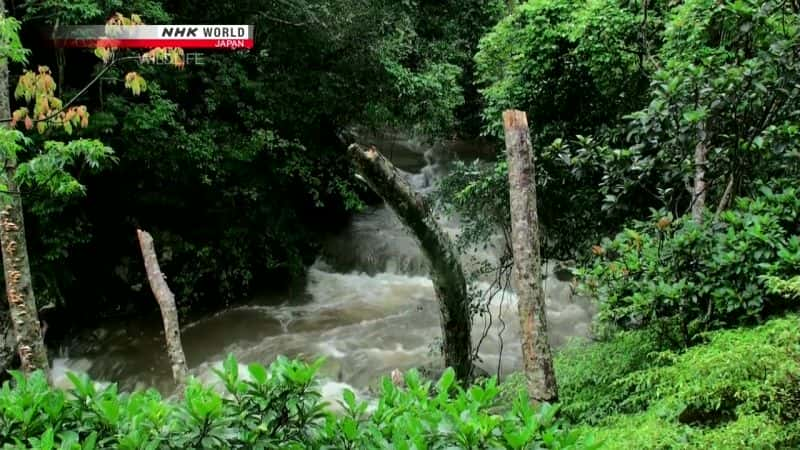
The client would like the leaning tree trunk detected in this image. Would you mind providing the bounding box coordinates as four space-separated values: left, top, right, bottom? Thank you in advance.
136 229 189 394
0 5 50 377
348 144 473 381
503 110 558 403
692 122 709 224
714 174 735 222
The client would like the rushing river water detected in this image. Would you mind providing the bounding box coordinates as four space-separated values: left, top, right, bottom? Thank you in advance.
53 135 596 403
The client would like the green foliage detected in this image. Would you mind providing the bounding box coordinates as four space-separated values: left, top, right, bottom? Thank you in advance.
9 322 793 448
352 368 599 449
0 128 30 174
475 0 657 140
0 19 119 311
444 0 800 263
5 0 506 312
464 5 800 444
762 275 800 300
555 328 668 424
0 357 598 449
476 0 573 139
21 0 170 26
8 319 794 449
623 317 800 425
16 140 115 197
0 125 114 202
444 0 666 259
579 183 799 342
372 29 464 136
0 13 28 64
436 158 510 251
621 0 800 214
362 0 507 135
575 316 800 449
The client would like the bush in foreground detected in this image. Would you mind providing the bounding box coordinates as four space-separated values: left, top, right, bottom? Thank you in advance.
0 356 598 449
558 315 800 449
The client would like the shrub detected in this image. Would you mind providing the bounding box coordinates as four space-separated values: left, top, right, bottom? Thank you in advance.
622 316 800 423
576 316 800 449
555 328 668 424
762 275 800 301
0 356 598 449
579 183 800 343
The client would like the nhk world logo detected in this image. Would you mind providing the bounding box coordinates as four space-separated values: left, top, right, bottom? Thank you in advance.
160 26 248 38
54 25 254 50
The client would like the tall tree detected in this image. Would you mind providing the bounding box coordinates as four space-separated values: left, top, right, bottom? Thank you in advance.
0 0 48 377
503 110 557 403
0 10 148 378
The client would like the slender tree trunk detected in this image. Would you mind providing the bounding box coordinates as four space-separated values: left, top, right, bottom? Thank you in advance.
714 174 735 221
348 144 473 381
136 229 188 393
0 1 49 377
502 110 557 403
692 122 708 224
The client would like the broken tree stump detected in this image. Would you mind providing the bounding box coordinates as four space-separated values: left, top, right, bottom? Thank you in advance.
136 229 189 394
503 110 558 403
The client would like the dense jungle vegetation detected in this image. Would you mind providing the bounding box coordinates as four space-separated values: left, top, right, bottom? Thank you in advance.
0 0 799 448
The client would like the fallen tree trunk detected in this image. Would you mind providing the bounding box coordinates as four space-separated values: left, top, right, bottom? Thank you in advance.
136 229 189 394
348 144 473 381
503 110 558 404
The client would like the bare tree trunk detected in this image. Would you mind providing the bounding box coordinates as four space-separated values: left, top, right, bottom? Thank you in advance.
502 110 557 403
692 122 708 224
714 174 735 222
136 229 188 393
0 1 50 378
348 144 473 381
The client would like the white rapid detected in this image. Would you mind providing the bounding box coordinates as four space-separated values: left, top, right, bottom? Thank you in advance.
54 133 595 404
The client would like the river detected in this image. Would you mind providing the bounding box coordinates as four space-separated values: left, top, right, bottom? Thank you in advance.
52 134 596 404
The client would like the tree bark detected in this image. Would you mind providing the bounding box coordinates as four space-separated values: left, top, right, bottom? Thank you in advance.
348 143 473 381
0 1 50 378
692 122 708 224
502 110 557 403
136 229 188 393
0 308 14 374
